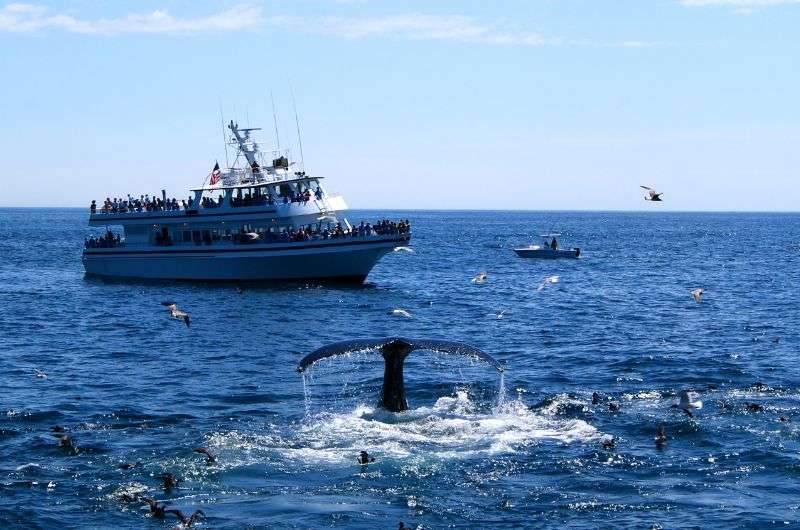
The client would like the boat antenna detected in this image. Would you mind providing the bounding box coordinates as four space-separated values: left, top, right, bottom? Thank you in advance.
289 80 305 169
218 97 230 169
270 91 281 150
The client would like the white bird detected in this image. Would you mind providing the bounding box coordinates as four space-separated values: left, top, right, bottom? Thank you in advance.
675 390 703 417
393 246 414 253
690 288 704 303
34 368 47 379
538 275 560 291
161 301 190 327
472 271 488 284
388 309 412 318
495 310 507 319
641 185 663 201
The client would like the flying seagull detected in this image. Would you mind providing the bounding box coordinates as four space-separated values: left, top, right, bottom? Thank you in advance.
674 390 703 417
388 308 412 318
393 246 414 253
161 302 190 327
641 186 663 202
690 288 704 303
538 275 560 291
472 271 488 284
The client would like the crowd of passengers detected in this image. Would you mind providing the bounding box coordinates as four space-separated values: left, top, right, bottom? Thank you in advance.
91 186 326 214
92 195 183 214
231 186 322 207
84 230 122 248
235 219 411 244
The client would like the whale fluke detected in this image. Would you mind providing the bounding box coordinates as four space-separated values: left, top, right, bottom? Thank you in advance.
297 337 503 412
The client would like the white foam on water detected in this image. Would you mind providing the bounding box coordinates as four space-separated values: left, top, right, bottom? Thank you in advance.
207 390 600 468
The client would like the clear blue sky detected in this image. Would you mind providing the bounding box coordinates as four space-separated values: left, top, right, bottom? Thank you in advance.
1 1 797 210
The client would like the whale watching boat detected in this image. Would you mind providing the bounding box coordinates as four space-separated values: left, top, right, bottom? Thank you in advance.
513 233 580 259
82 121 410 282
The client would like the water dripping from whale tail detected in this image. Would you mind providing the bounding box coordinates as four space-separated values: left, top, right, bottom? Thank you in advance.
297 338 505 413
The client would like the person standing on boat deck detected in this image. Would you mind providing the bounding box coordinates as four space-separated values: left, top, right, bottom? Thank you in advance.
551 237 558 250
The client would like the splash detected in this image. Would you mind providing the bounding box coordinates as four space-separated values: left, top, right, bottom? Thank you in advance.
208 392 600 470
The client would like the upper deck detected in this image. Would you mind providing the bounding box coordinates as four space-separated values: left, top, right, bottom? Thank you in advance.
89 121 347 227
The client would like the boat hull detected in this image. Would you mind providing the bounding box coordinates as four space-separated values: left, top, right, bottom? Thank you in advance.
513 247 580 259
83 236 407 282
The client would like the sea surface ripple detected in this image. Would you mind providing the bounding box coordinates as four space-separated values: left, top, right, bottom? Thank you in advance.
1 208 799 529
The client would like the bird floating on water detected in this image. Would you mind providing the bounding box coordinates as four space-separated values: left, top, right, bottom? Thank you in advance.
655 425 667 446
161 302 190 327
142 496 168 518
388 308 412 318
538 275 560 291
674 390 702 417
601 435 615 450
472 271 488 284
393 246 414 253
690 288 704 303
591 392 601 405
165 509 204 528
34 368 47 379
641 185 663 201
357 450 375 465
495 310 507 319
193 447 216 464
159 473 180 491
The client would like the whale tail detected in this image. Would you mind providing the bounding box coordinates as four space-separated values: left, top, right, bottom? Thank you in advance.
297 337 503 412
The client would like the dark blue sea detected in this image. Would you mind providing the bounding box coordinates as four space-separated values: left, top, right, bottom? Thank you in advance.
1 208 799 529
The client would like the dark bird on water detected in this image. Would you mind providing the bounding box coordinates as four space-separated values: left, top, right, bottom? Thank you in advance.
165 509 204 527
57 435 75 452
357 450 375 465
591 392 600 405
601 435 615 450
51 425 66 433
142 496 168 518
655 425 667 446
746 403 763 413
161 301 190 327
193 447 217 464
641 185 663 201
118 461 140 470
608 402 620 413
297 338 503 412
159 473 180 491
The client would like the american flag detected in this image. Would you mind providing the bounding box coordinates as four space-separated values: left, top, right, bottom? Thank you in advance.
209 162 221 185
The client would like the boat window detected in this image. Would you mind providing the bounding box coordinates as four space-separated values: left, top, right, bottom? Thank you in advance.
182 231 192 243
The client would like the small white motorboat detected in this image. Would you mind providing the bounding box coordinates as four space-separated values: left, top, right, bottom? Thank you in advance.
514 233 580 259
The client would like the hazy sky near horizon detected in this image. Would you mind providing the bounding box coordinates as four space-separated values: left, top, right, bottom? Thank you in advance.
1 1 798 210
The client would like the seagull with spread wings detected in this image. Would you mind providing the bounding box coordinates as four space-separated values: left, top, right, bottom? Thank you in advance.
641 185 663 202
161 301 190 327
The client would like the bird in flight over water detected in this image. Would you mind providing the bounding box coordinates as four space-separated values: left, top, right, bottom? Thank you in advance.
640 186 663 202
161 301 190 327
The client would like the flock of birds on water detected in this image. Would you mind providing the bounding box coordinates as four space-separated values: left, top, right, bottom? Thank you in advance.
25 184 788 529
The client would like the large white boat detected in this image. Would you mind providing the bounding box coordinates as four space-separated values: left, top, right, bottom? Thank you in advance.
82 122 410 282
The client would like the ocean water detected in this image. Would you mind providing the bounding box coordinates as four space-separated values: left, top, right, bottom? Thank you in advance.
1 208 799 529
